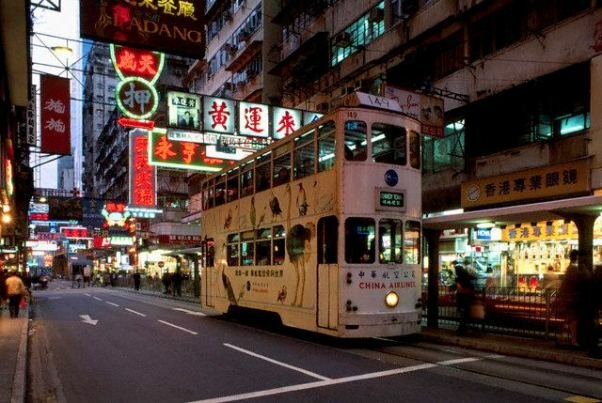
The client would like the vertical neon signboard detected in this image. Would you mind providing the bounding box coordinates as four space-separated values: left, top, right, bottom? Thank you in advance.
238 101 269 137
272 106 302 140
129 130 157 208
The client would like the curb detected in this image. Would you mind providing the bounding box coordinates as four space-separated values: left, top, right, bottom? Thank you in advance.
11 311 29 403
421 331 602 370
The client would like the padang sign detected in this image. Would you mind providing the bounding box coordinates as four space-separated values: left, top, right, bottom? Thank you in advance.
461 159 590 209
80 0 205 59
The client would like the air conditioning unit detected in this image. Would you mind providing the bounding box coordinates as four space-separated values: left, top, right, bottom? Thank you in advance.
334 32 352 47
316 102 329 113
369 7 384 23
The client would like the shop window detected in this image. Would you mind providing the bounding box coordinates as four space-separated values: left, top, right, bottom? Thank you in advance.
227 233 239 266
404 220 421 264
409 130 420 169
344 120 367 161
294 130 315 179
372 123 406 165
345 218 375 264
379 219 402 264
423 119 465 173
318 120 336 172
558 113 589 136
240 230 254 266
273 225 286 265
255 228 272 265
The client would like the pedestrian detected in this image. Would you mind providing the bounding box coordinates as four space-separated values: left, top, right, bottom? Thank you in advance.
172 270 182 297
110 271 117 287
0 269 7 310
83 265 91 288
5 270 27 318
454 264 476 335
556 249 584 346
133 271 141 291
162 271 171 294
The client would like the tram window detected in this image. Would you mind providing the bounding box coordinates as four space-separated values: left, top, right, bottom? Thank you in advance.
273 153 291 186
255 228 272 265
344 120 367 161
255 152 271 192
240 230 255 266
207 245 215 268
204 180 215 209
409 130 421 169
240 164 254 197
372 123 407 165
215 175 226 206
227 233 239 266
379 219 402 264
273 225 286 265
226 168 239 203
404 220 421 264
318 120 336 172
345 218 375 264
294 130 315 179
318 216 338 264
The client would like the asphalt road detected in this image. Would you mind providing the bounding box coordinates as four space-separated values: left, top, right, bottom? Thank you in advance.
28 280 602 402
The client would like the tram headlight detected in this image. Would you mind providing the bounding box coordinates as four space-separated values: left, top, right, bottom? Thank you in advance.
385 291 399 308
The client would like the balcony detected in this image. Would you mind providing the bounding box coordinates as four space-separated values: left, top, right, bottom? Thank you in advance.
226 29 263 72
270 31 329 82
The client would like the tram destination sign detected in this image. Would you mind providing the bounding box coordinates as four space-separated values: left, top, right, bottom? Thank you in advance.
376 189 405 211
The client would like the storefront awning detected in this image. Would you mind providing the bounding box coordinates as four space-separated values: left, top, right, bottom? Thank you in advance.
423 195 602 230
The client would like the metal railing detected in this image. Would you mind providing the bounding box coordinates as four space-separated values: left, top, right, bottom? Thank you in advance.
423 285 572 340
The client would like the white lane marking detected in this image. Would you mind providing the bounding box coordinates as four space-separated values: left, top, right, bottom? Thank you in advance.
484 354 505 359
224 343 330 381
93 297 103 301
158 320 198 335
125 308 146 317
172 307 206 316
372 337 397 343
84 293 91 297
437 357 482 365
189 363 436 403
105 301 119 307
79 314 98 326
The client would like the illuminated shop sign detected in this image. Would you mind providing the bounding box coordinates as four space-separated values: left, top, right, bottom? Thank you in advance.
93 236 111 248
148 129 233 172
239 101 269 137
5 159 13 196
461 159 590 209
203 96 236 134
40 75 71 155
168 91 201 130
125 207 163 219
272 107 302 140
110 236 134 246
60 227 89 239
129 131 157 208
80 0 205 59
110 44 164 121
102 202 131 227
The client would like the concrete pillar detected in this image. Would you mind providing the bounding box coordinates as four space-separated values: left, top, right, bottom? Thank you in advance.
190 253 200 298
571 214 597 269
424 228 442 328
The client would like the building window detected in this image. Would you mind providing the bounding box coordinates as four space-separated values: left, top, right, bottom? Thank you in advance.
422 119 465 173
331 2 385 66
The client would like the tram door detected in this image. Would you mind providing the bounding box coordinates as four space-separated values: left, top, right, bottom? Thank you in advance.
202 239 215 308
317 216 338 329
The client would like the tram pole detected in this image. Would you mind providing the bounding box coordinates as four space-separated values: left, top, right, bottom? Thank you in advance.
424 229 442 329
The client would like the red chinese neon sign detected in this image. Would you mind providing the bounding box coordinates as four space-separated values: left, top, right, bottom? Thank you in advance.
129 132 157 208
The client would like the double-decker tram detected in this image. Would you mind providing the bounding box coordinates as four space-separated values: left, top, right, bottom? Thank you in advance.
199 93 423 337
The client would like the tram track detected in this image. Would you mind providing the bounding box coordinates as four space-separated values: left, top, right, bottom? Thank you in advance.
348 339 602 400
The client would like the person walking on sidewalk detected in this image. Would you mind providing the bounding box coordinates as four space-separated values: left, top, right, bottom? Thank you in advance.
5 270 27 318
172 270 182 297
454 263 476 335
133 271 141 291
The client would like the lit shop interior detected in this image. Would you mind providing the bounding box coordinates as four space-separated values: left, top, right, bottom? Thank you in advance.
434 217 602 290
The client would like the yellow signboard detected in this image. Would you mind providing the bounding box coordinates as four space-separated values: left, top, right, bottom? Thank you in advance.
501 220 577 242
461 159 590 209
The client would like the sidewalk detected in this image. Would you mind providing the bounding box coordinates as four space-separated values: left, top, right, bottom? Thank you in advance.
0 306 29 403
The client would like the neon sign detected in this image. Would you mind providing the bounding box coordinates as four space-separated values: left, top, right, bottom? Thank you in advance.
110 44 164 121
102 202 131 227
129 131 157 208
